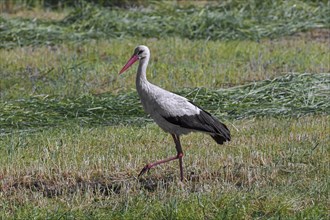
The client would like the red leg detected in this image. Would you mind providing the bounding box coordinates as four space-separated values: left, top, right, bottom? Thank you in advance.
173 135 184 181
138 134 184 181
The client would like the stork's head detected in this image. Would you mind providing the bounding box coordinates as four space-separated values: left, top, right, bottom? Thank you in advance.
119 45 150 74
133 45 149 60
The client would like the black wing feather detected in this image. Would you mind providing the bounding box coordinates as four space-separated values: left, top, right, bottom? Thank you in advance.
163 102 231 144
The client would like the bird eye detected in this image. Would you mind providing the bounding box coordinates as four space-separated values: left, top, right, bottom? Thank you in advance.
138 50 144 55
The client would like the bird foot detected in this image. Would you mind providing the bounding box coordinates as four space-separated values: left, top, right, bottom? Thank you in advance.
138 163 153 177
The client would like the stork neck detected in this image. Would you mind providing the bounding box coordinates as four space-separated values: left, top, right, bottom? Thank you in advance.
136 56 149 86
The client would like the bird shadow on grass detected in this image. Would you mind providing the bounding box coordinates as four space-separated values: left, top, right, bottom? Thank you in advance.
138 173 176 192
137 170 221 192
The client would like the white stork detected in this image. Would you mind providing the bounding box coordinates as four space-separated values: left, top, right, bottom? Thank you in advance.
119 45 230 181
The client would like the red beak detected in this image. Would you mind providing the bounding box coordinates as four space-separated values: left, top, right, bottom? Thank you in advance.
119 54 139 75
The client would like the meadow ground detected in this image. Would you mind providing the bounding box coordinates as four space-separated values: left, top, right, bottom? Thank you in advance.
1 1 330 219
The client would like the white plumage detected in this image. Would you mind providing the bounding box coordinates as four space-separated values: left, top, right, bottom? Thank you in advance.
119 45 230 181
138 83 201 135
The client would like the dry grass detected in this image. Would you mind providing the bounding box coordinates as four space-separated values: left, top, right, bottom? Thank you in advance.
1 37 329 100
1 6 70 20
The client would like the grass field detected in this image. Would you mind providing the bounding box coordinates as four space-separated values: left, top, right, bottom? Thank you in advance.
0 1 329 219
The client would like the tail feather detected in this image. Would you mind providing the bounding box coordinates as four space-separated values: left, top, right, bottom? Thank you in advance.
199 108 230 140
210 134 227 144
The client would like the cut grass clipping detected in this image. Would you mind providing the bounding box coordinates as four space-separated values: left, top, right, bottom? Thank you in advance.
1 73 329 133
1 1 329 49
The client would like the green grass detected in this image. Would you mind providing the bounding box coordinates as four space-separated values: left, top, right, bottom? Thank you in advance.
0 1 330 219
1 72 329 133
1 0 329 48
